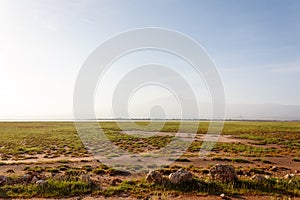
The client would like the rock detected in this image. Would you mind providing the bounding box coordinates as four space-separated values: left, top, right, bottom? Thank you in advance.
284 174 295 179
14 177 23 184
220 193 231 199
81 173 91 184
22 174 32 182
36 180 47 187
209 164 238 182
31 176 39 183
251 174 266 182
52 174 64 181
169 169 193 185
264 175 271 179
5 177 13 185
270 166 278 172
0 175 7 185
146 170 163 184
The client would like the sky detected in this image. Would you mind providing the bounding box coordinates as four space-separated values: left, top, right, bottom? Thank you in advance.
0 0 300 120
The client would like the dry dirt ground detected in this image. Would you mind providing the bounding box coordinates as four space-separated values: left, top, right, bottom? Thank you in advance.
2 133 299 175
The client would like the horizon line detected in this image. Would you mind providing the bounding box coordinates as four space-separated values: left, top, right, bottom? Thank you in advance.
0 118 299 122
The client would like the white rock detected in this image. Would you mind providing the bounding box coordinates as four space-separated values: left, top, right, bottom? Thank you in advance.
31 176 38 183
146 170 162 184
251 174 266 182
22 174 31 182
169 169 193 185
284 174 295 179
264 175 271 179
36 180 47 187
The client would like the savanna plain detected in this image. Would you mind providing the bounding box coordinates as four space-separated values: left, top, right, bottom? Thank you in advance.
0 121 299 199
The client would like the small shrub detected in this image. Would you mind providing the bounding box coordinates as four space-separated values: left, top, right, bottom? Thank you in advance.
92 168 106 175
232 158 251 163
293 158 300 162
175 158 191 162
58 159 70 163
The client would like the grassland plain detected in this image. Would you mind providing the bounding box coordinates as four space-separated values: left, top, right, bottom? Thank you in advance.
0 121 300 199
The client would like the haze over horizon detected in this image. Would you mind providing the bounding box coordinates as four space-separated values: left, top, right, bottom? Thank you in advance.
1 0 300 120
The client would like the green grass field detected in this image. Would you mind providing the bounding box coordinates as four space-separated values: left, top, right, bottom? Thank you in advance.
0 121 299 160
0 121 300 198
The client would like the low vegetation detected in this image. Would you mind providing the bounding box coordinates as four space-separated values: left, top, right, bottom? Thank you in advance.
0 121 299 198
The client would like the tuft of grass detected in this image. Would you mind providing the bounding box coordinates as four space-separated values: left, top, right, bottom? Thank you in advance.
57 159 70 163
23 166 44 173
211 157 251 163
232 158 251 163
58 165 70 171
0 180 91 198
293 158 300 162
211 157 232 162
65 169 85 176
249 168 270 175
45 167 59 173
92 168 106 175
175 158 191 162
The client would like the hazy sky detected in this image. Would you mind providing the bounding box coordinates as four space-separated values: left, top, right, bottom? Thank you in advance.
0 0 300 119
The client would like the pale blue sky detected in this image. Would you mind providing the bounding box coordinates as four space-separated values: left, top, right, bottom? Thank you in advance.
0 0 300 119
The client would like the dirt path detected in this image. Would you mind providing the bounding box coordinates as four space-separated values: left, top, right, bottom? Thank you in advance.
122 131 249 143
0 155 95 164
